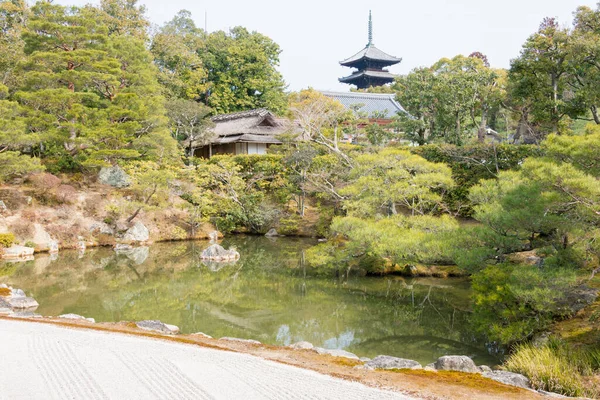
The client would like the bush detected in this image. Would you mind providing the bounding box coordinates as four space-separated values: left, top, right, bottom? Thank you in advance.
411 143 539 216
505 341 600 397
0 233 15 248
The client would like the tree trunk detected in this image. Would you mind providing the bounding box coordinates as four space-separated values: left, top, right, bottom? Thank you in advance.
552 73 560 134
592 105 600 125
477 107 488 143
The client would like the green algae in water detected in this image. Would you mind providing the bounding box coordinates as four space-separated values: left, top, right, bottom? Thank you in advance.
0 236 498 366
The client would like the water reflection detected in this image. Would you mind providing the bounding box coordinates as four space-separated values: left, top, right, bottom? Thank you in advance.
0 236 498 365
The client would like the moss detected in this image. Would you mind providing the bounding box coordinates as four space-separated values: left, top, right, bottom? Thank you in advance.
331 358 361 367
388 369 522 393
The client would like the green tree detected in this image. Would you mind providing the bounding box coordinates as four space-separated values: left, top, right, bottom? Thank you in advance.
165 98 214 162
570 4 600 125
150 10 208 100
202 26 287 114
508 18 580 135
13 1 175 170
395 54 505 145
341 148 454 217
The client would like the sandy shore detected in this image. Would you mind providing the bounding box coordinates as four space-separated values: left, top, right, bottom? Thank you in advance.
0 318 414 400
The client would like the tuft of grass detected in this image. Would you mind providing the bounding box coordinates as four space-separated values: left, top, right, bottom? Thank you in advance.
505 340 600 397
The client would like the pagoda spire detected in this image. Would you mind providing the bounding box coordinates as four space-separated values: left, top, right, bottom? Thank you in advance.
368 10 373 46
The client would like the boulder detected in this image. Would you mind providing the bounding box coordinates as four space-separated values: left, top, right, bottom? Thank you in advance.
90 222 114 236
135 320 179 335
9 311 42 318
365 355 422 370
7 296 39 309
483 371 531 389
201 244 240 262
0 297 11 314
424 363 436 371
478 365 493 373
98 165 131 188
265 228 279 237
123 222 149 243
314 347 360 360
289 341 314 350
359 357 372 362
59 313 95 323
434 356 479 373
191 332 213 339
220 337 261 345
1 245 34 260
48 240 59 254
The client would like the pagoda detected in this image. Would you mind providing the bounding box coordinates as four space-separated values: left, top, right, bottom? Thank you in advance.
339 11 402 89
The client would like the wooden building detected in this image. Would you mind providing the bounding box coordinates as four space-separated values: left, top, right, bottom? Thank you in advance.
339 11 402 89
194 109 295 158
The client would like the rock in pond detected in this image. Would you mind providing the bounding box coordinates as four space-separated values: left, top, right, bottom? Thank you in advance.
314 347 360 360
1 245 34 260
365 355 422 370
483 371 531 389
289 341 314 350
135 320 179 335
265 228 279 237
123 222 149 243
59 313 95 323
201 244 240 262
434 355 479 373
220 337 261 345
98 165 131 188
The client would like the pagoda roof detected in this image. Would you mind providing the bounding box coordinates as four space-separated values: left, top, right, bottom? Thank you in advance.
340 44 402 67
321 91 406 119
339 69 397 83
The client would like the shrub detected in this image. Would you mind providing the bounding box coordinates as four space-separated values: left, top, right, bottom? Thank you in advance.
505 341 599 397
0 233 15 248
278 216 300 236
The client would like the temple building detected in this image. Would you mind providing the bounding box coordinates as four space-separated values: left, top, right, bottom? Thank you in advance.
339 11 402 89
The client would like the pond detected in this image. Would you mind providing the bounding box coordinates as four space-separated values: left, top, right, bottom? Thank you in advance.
0 236 498 366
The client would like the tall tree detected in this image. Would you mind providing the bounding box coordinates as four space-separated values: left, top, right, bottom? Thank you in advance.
570 4 600 125
508 18 579 135
150 10 208 100
202 26 287 114
13 1 176 170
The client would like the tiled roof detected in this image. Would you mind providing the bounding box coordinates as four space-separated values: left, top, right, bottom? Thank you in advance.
339 69 397 83
340 45 402 67
321 91 406 119
211 108 271 122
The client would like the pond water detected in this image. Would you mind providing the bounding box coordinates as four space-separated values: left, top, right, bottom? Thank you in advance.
0 236 498 365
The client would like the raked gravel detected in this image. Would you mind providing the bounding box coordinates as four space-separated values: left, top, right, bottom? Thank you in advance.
0 319 417 400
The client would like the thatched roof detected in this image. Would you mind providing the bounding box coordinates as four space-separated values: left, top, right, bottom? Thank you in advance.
195 108 299 147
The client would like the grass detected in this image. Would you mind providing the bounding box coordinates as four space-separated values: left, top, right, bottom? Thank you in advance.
505 339 600 398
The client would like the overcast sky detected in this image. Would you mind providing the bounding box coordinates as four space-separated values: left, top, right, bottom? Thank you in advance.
55 0 597 92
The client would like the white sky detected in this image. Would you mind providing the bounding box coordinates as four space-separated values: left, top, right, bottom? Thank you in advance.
54 0 597 92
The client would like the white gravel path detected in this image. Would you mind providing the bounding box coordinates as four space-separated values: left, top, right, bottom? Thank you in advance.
0 319 418 400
